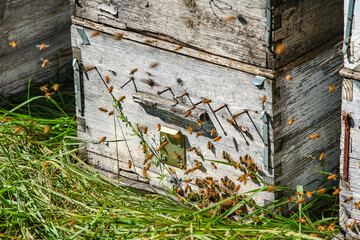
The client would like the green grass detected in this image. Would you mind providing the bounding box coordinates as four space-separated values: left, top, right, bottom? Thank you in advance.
0 79 340 239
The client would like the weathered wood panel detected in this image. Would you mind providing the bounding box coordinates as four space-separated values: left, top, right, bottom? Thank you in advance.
71 0 342 70
0 0 72 96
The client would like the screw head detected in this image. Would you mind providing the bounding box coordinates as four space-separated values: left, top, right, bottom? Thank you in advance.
161 136 166 142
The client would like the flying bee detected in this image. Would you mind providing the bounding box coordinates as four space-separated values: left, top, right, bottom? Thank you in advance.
105 76 110 83
328 174 337 180
142 168 148 177
150 62 159 68
296 198 305 204
40 86 49 92
288 117 294 126
285 74 292 80
108 111 114 116
169 167 175 174
213 136 222 142
227 119 236 126
44 125 51 133
157 124 161 131
196 131 202 137
185 110 192 118
69 220 77 226
142 146 147 153
329 85 334 92
188 125 194 134
210 129 216 137
37 43 49 50
297 219 306 224
174 152 181 161
114 33 123 40
118 96 125 102
156 141 168 151
45 92 52 99
130 68 138 74
345 197 353 202
197 120 203 127
261 96 266 103
1 118 8 124
51 84 59 91
267 186 275 192
13 127 21 134
9 41 17 48
42 59 49 68
175 45 183 51
128 160 132 168
316 188 326 194
99 107 108 112
319 153 325 160
91 31 99 37
275 43 284 55
306 191 312 198
99 136 106 143
310 134 320 139
175 188 181 193
317 226 325 231
108 86 113 93
332 188 341 195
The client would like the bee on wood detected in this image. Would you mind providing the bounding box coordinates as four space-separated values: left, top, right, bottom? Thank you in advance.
188 125 194 134
105 76 110 83
288 117 294 126
128 160 132 168
169 167 175 174
355 202 360 209
130 68 138 75
285 74 292 81
227 119 235 126
332 188 341 195
319 153 325 160
156 141 168 151
91 31 99 37
108 111 114 116
108 86 113 93
329 85 334 92
238 175 247 184
310 134 320 139
174 45 183 51
118 96 125 102
143 127 148 134
316 188 326 194
261 96 266 103
296 198 305 204
180 162 186 169
194 149 201 157
174 152 181 161
157 124 161 131
184 169 191 175
213 136 222 142
150 62 159 68
345 197 353 202
114 33 123 40
224 15 236 21
143 168 148 177
207 142 213 150
187 147 196 152
234 185 240 192
37 43 49 50
9 41 17 48
184 178 192 183
185 110 192 118
42 59 49 68
197 120 203 127
202 99 211 104
142 146 147 153
99 136 106 143
44 125 51 133
328 174 337 180
1 118 8 124
13 127 21 134
196 131 202 137
210 129 216 137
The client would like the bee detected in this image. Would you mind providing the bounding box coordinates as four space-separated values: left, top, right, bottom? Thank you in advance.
227 119 235 126
40 86 49 92
42 59 49 68
345 197 353 202
328 174 337 180
99 107 108 112
194 149 201 157
105 76 110 83
187 147 196 152
207 142 213 150
275 43 284 55
156 141 168 151
209 162 216 170
37 43 49 50
285 74 292 81
288 117 294 126
128 160 132 168
44 125 51 133
108 86 113 93
144 39 157 44
91 31 99 37
316 188 326 194
175 188 181 193
69 220 77 226
99 136 106 143
51 84 60 91
210 129 216 137
246 158 253 167
9 41 17 48
184 169 191 175
150 62 159 68
130 69 138 75
118 96 125 102
142 146 147 153
328 222 335 232
143 127 148 134
332 188 341 195
184 178 192 183
329 85 334 92
188 125 194 134
143 168 148 177
296 198 305 204
180 162 186 169
202 99 211 104
197 120 203 127
355 202 360 209
288 195 294 203
1 118 8 124
306 191 312 198
317 225 325 231
169 167 175 174
185 110 192 117
297 219 306 224
224 15 236 21
114 33 123 40
310 134 320 139
45 92 52 99
238 175 247 184
13 127 21 134
267 186 275 192
185 185 190 192
177 196 183 202
108 111 114 116
319 153 325 160
275 106 279 110
157 124 161 131
144 154 153 164
174 45 183 51
310 234 318 237
213 136 222 142
261 96 266 103
196 131 202 137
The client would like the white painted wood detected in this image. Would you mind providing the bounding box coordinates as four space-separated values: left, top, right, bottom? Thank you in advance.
0 0 72 96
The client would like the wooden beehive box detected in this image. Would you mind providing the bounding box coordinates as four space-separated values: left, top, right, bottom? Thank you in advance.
0 0 72 96
339 0 360 237
71 0 343 206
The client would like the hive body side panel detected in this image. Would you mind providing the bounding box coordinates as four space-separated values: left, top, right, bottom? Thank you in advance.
71 25 275 204
0 0 72 96
274 47 342 191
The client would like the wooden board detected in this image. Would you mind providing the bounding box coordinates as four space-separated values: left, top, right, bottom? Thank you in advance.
71 0 342 70
72 24 342 206
0 0 72 96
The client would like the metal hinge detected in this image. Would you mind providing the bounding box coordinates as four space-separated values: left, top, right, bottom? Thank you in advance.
261 111 270 172
77 26 90 45
73 59 84 116
342 0 356 55
343 114 351 181
265 0 272 47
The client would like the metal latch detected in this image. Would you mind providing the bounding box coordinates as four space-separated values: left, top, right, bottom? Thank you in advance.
77 26 90 45
73 59 84 116
261 111 269 172
342 0 355 55
160 127 185 168
343 114 351 181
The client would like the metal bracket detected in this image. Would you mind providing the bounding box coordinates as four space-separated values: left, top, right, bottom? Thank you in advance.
343 114 351 181
77 26 90 45
73 59 84 116
261 111 269 172
252 76 266 89
265 0 272 47
342 0 355 55
351 79 360 91
160 127 185 168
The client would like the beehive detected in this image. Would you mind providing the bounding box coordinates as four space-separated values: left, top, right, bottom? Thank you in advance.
71 0 343 206
339 0 360 237
0 0 72 96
